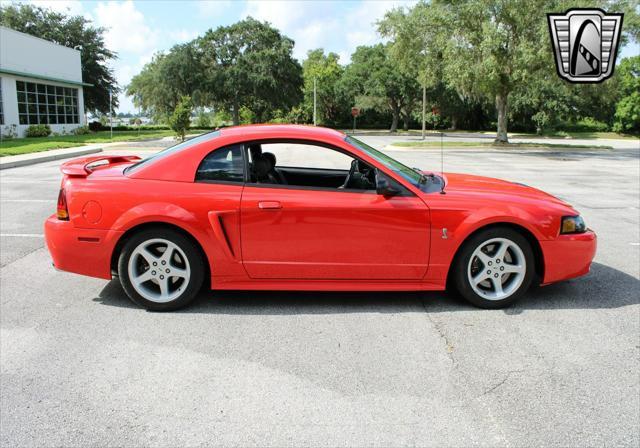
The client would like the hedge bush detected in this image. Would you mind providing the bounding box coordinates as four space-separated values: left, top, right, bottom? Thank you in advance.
88 121 104 132
25 124 52 137
564 117 609 132
73 126 91 135
86 122 214 132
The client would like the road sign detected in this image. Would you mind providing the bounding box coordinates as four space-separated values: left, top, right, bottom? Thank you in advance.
351 107 360 117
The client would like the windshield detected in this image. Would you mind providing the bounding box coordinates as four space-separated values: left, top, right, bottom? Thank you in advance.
125 131 221 174
345 136 425 186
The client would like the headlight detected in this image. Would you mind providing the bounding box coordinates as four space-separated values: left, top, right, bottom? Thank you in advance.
561 215 586 234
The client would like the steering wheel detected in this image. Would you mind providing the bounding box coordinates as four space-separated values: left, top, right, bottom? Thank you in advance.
339 159 359 189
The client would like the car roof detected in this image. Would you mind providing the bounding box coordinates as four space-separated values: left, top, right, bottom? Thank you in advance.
219 124 346 141
126 125 351 182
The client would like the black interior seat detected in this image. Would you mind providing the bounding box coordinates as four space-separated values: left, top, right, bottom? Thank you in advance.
252 154 280 184
262 152 288 184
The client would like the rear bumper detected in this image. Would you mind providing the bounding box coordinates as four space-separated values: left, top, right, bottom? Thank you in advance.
540 230 597 285
44 215 122 280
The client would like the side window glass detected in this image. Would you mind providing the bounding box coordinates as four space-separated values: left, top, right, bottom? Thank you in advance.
263 142 353 170
196 144 244 183
247 142 376 191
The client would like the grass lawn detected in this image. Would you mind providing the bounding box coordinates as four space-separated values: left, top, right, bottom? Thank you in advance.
530 131 638 140
390 141 614 150
443 130 637 140
351 129 638 140
0 130 176 156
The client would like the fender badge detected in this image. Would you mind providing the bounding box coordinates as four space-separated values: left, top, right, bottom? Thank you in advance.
442 228 448 239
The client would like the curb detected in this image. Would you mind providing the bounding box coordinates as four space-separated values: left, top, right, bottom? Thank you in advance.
0 147 103 170
384 143 614 152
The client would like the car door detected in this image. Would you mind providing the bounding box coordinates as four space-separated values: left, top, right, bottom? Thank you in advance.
239 141 430 280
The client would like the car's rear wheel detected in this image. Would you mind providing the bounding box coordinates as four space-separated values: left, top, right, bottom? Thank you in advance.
453 227 535 309
118 228 204 311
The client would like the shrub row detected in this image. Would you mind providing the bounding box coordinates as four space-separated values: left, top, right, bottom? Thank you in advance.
21 122 216 138
25 124 52 137
88 122 213 132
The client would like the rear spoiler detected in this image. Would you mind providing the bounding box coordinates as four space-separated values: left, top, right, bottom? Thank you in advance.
60 155 141 177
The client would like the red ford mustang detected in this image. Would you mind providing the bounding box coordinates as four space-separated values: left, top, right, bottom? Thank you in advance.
44 125 596 310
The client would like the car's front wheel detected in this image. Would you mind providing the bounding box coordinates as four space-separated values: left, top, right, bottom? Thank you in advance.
453 227 535 309
118 228 204 311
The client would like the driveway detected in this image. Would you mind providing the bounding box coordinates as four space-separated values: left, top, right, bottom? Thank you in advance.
1 137 638 446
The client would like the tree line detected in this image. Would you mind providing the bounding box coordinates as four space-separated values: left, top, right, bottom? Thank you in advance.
127 1 638 142
2 2 638 143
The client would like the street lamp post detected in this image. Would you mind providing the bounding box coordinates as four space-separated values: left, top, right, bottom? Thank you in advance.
313 77 317 126
422 84 426 140
109 88 113 140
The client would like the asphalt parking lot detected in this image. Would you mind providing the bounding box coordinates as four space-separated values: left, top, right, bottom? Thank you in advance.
1 136 639 447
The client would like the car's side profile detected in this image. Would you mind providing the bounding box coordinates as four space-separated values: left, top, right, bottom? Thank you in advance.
45 125 596 310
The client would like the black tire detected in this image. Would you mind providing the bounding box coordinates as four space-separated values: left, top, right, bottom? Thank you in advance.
118 227 205 311
452 227 535 309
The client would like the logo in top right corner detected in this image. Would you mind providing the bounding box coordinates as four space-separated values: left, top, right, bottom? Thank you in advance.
547 8 624 83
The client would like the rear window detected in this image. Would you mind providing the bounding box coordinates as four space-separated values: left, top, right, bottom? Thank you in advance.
196 144 244 182
125 131 220 174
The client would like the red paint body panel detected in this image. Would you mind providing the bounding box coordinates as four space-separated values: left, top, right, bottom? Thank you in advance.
44 125 597 293
240 185 430 279
44 215 120 280
540 230 597 284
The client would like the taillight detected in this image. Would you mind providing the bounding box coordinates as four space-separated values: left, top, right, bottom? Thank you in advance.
57 188 69 220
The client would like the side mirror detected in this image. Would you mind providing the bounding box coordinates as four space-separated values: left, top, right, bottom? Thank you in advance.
376 170 400 197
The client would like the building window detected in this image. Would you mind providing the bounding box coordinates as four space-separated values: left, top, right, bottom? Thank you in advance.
0 78 4 125
16 80 79 126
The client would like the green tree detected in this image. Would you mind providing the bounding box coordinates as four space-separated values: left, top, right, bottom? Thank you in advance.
508 74 572 132
127 42 205 122
439 0 557 142
168 96 193 141
195 109 212 128
380 0 562 140
0 3 118 114
613 56 640 133
381 0 639 140
380 5 483 131
197 18 303 125
342 44 419 132
611 0 640 42
302 49 348 126
378 3 448 132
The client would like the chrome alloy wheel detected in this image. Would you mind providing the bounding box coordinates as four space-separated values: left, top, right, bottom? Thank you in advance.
467 237 526 301
127 238 191 303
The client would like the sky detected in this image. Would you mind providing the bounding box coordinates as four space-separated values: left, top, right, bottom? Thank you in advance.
14 0 640 114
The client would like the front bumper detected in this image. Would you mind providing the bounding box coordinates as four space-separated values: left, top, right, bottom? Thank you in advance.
44 214 122 280
540 229 597 285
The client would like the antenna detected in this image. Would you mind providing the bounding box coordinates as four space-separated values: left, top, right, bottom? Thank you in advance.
439 129 446 194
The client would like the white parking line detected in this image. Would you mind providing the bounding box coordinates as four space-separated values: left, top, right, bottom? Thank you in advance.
631 243 640 246
0 233 44 238
1 199 52 203
0 179 59 183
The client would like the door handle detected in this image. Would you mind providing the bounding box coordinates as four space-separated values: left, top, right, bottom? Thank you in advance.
258 201 282 210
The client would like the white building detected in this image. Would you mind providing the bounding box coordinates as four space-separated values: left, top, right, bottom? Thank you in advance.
0 26 88 137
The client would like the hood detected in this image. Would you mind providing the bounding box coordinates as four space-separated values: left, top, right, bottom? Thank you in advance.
436 172 573 208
